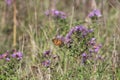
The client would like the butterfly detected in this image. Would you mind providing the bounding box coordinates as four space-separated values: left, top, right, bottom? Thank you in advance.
52 38 63 46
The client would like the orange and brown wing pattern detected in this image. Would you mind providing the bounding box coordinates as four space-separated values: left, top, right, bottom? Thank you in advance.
52 38 63 46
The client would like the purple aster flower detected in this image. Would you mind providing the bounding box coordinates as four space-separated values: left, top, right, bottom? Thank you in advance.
89 49 94 53
0 55 3 59
82 53 87 57
75 26 89 34
6 57 10 61
12 53 16 58
88 12 94 18
88 9 102 18
91 38 96 41
88 29 94 33
43 50 51 57
89 38 96 45
56 35 65 42
74 25 85 32
66 28 75 38
81 53 87 64
65 25 92 44
53 10 60 16
59 11 67 19
64 28 75 44
64 37 72 44
45 10 49 16
74 26 81 31
74 25 91 36
5 0 12 5
82 31 88 36
0 51 9 59
93 44 102 53
94 48 99 53
12 51 23 60
94 9 102 17
42 60 50 67
45 9 67 19
65 25 84 38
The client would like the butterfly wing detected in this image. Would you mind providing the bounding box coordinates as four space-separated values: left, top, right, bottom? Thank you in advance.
52 38 63 46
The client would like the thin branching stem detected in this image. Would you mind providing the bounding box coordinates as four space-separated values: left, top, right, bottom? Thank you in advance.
13 0 17 47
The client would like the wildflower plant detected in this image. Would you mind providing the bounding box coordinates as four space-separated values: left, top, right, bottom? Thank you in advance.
41 49 60 68
64 25 95 57
0 0 119 79
0 50 23 79
51 24 102 66
0 50 23 61
48 9 103 66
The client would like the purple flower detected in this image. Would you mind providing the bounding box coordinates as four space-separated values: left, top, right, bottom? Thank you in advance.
64 28 74 44
66 28 74 38
64 37 72 44
45 9 67 19
6 58 10 61
0 51 9 59
93 44 102 53
88 9 102 18
0 55 3 59
89 38 96 45
56 35 65 42
74 25 85 31
74 25 91 36
65 25 93 44
66 25 84 38
82 53 87 57
94 9 102 17
5 0 12 5
42 60 50 67
43 50 51 57
75 26 90 34
88 29 94 33
89 49 94 53
54 10 60 16
12 51 23 60
45 10 49 16
59 11 66 19
81 53 87 64
94 48 99 53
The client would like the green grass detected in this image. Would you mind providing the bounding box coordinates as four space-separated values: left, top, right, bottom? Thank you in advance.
0 0 120 80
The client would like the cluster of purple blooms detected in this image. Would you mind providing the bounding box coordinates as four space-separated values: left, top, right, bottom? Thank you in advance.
45 9 67 19
42 50 51 67
81 38 102 64
88 9 102 19
0 50 23 61
42 50 59 67
5 0 12 5
65 26 101 54
88 38 102 53
55 25 102 63
45 8 102 20
64 25 93 44
52 25 93 45
43 50 51 57
42 60 50 67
